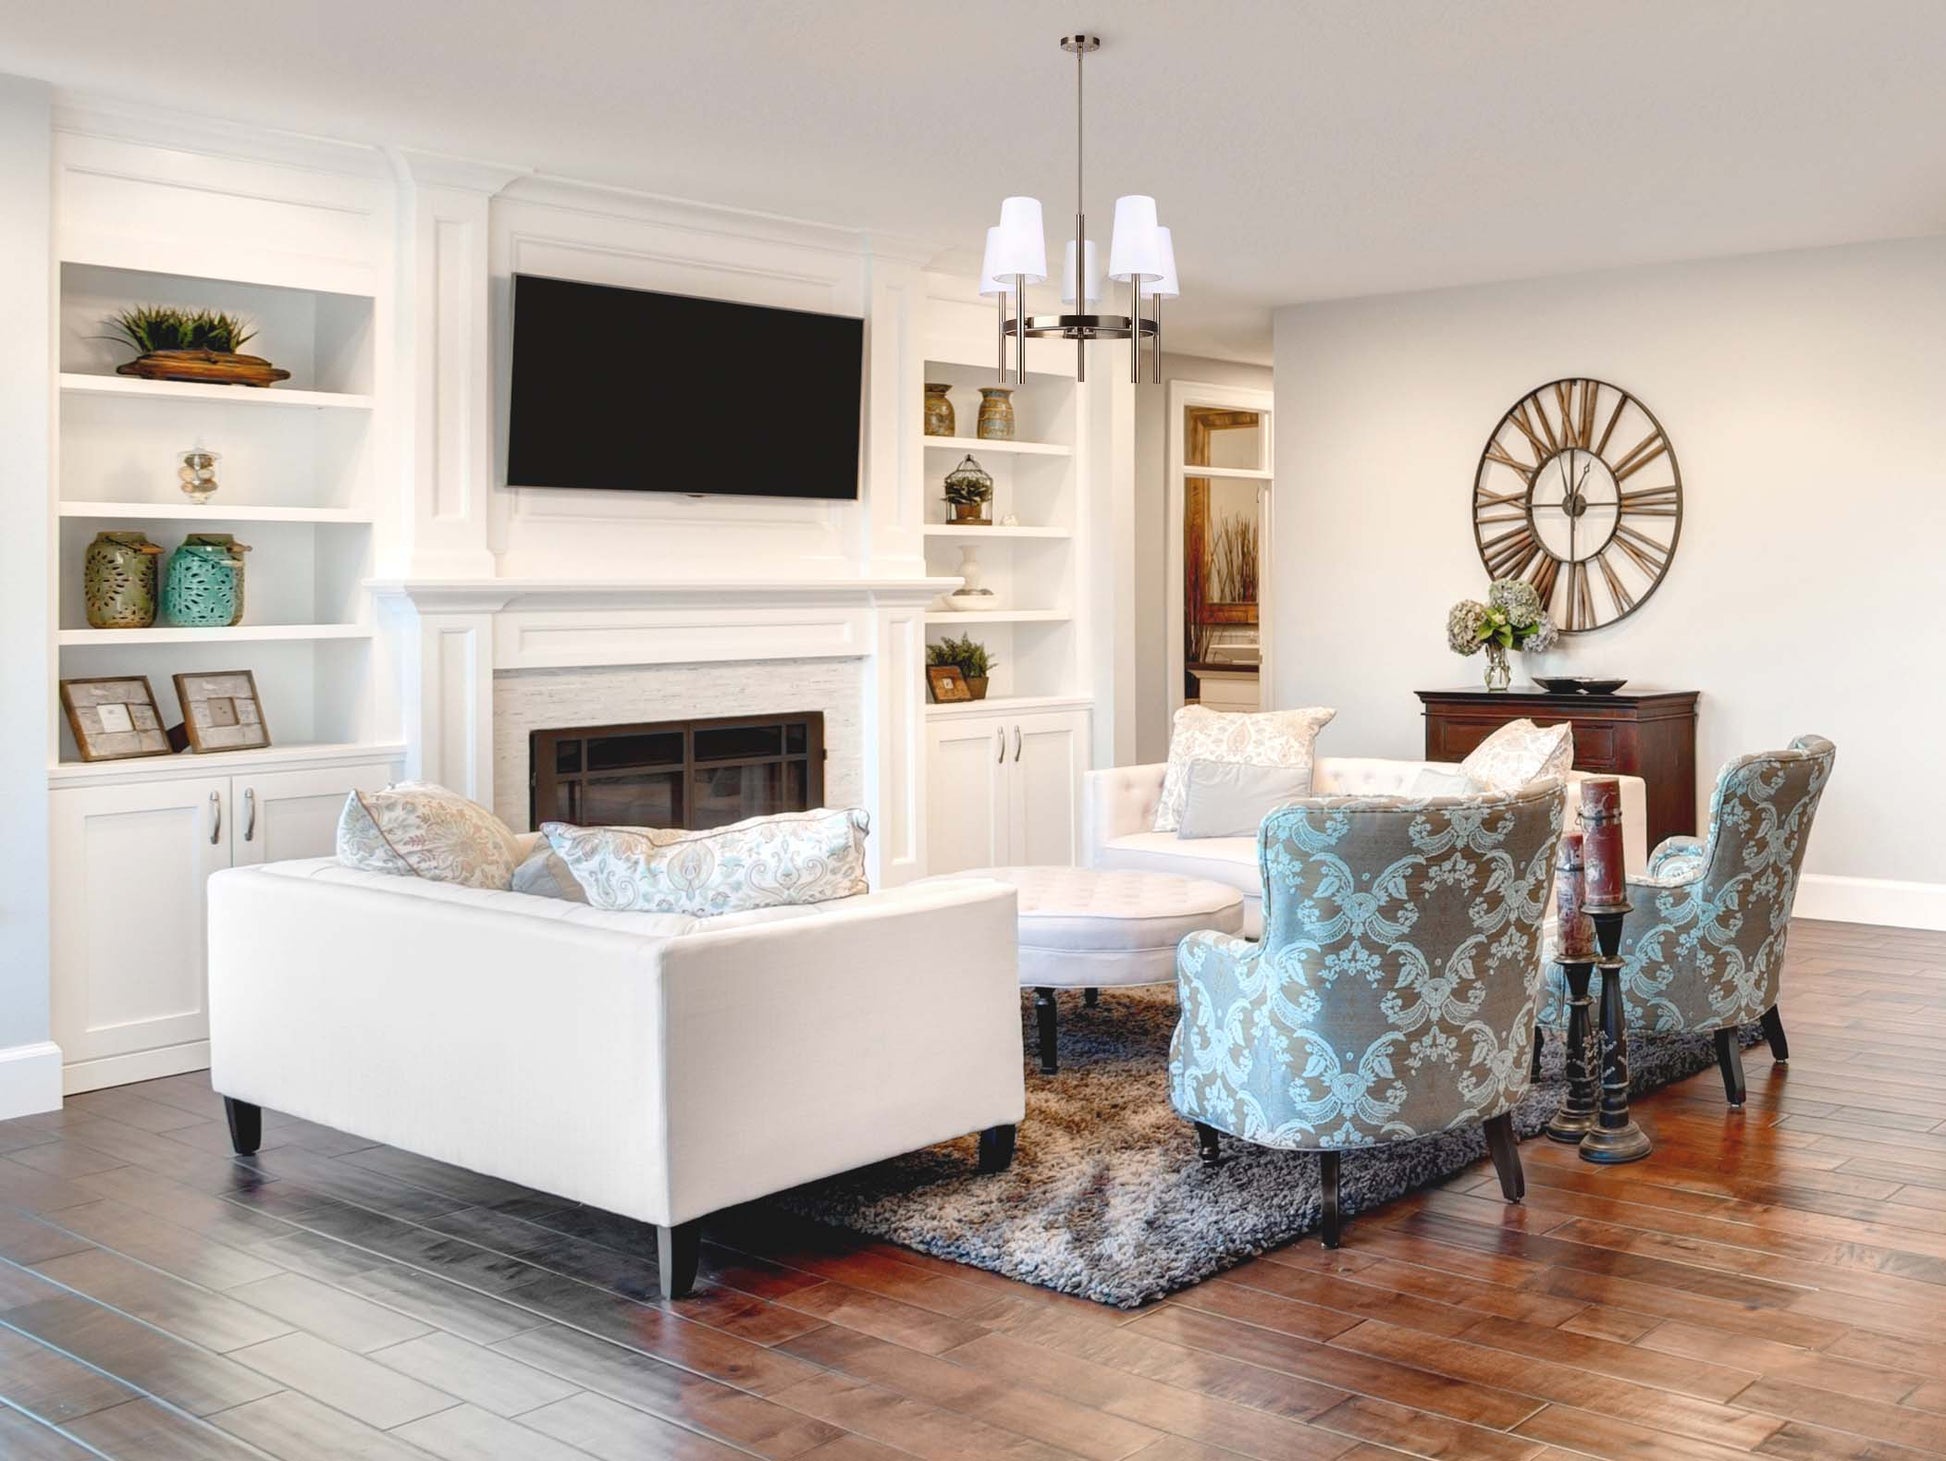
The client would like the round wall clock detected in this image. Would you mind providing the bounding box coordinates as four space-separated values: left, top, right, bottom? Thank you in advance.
1472 378 1682 633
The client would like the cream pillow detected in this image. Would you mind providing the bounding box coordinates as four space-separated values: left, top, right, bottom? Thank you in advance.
511 843 589 903
1155 705 1336 833
1460 719 1574 792
543 807 870 917
335 781 522 889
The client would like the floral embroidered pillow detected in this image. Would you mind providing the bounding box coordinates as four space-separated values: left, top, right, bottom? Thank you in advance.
1155 705 1336 833
543 807 870 917
1460 718 1573 793
336 781 522 889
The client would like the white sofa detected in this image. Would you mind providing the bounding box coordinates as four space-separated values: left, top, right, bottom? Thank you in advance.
208 858 1024 1299
1084 757 1650 937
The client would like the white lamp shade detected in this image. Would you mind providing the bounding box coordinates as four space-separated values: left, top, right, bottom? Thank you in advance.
990 196 1048 284
1107 194 1165 282
978 227 1012 297
1061 239 1102 306
1150 226 1179 299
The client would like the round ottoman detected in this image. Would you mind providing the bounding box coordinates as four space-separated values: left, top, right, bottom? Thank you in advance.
958 866 1246 1074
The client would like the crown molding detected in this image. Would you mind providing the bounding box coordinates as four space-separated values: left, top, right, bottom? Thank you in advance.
51 92 390 178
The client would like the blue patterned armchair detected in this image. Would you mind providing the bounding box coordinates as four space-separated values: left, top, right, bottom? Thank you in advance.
1541 735 1835 1107
1171 781 1563 1246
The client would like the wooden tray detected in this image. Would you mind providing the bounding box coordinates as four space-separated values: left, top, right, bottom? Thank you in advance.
117 350 292 387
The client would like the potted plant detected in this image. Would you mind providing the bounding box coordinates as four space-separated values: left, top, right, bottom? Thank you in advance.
929 633 996 700
106 306 291 388
1446 578 1558 691
942 454 994 525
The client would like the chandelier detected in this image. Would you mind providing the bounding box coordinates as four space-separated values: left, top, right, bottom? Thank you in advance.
981 34 1178 384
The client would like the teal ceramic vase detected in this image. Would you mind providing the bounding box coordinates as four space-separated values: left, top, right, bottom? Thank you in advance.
162 534 250 627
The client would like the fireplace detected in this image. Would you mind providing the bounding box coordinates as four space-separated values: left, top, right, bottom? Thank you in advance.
529 712 825 830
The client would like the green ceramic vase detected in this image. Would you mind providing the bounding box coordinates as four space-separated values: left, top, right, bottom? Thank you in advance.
83 531 163 629
162 534 250 627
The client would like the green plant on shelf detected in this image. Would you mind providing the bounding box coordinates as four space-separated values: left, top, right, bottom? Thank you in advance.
928 633 996 679
105 306 258 356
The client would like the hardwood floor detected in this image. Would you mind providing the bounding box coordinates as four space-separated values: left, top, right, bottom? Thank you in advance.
5 916 1946 1460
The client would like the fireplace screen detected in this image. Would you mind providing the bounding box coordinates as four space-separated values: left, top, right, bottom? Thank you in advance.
530 712 825 830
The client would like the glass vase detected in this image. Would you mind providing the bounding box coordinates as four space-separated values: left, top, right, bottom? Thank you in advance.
1483 642 1511 692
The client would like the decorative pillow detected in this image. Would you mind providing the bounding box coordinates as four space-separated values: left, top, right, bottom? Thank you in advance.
543 807 870 917
1460 719 1573 792
511 844 589 903
1177 761 1314 840
335 781 521 890
1408 767 1487 798
1154 705 1336 833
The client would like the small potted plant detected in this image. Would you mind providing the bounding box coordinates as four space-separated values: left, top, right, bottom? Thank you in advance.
106 306 291 388
942 454 994 525
1446 578 1558 691
929 633 996 700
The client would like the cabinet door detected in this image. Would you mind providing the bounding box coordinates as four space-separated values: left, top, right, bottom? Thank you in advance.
925 717 1011 873
51 776 231 1086
231 763 397 868
1008 711 1089 867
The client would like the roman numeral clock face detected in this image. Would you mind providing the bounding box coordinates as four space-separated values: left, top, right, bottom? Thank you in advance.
1473 378 1683 632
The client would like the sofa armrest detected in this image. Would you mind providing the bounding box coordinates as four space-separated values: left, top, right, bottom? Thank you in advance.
1083 762 1167 864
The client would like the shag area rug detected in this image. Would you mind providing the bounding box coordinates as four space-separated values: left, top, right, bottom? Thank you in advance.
775 987 1758 1308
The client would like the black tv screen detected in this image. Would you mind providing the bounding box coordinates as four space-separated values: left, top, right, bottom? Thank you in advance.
506 274 863 499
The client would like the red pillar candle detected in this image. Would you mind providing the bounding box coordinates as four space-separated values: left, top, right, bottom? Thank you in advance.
1579 777 1626 906
1554 831 1596 959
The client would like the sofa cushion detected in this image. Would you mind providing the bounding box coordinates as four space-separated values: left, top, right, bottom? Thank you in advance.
1177 760 1314 839
335 781 522 890
543 807 870 917
1408 766 1486 797
1154 705 1335 833
1460 718 1573 792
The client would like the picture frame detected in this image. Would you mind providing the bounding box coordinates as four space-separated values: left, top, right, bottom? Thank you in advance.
173 669 271 753
926 665 973 704
60 675 172 762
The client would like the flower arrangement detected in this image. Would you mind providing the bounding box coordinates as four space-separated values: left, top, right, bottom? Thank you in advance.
1447 578 1558 690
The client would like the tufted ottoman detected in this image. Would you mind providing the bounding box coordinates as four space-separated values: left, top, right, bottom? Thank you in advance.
952 866 1246 1074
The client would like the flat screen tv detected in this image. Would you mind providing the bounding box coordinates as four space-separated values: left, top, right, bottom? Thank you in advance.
506 274 863 499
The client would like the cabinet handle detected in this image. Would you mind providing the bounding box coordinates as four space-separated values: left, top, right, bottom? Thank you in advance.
209 790 222 845
995 726 1005 764
243 787 257 842
1012 725 1023 762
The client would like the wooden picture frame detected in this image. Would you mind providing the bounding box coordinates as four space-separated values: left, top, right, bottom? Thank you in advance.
173 669 271 753
60 675 172 762
926 665 973 704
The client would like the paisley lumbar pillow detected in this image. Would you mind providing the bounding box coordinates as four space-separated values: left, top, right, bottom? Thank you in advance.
335 781 523 890
543 807 870 917
1155 705 1336 833
1459 718 1573 792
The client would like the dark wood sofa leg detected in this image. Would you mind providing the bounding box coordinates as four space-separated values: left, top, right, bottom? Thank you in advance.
1083 987 1099 1007
1034 987 1058 1074
1484 1111 1524 1203
1530 1023 1545 1081
222 1098 261 1156
1320 1150 1343 1248
656 1221 701 1301
1194 1121 1222 1166
1760 1005 1789 1063
978 1123 1017 1173
1715 1028 1746 1108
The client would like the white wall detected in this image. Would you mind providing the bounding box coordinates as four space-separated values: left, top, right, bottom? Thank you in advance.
1133 352 1273 763
1272 235 1946 915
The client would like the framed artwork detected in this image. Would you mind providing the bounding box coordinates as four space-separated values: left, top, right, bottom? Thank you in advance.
60 676 171 762
926 665 973 703
173 669 271 753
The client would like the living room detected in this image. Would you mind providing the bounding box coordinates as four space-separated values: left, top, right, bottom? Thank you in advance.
0 5 1940 1459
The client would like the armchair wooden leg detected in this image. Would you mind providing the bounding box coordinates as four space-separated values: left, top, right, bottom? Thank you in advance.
1320 1151 1343 1248
1484 1111 1524 1203
222 1098 261 1156
978 1123 1017 1173
656 1221 701 1301
1194 1122 1222 1166
1714 1028 1746 1108
1083 987 1099 1007
1760 1005 1789 1063
1033 987 1058 1075
1530 1023 1545 1081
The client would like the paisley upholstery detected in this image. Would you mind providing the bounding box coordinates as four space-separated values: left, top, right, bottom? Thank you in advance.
1171 781 1564 1151
1540 736 1835 1033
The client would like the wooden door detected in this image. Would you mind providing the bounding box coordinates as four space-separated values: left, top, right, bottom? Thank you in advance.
925 715 1011 873
1008 712 1088 867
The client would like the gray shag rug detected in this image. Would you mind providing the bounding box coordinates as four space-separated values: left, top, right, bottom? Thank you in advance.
774 987 1758 1308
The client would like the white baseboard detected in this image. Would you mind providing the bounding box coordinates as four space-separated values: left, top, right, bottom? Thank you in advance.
61 1040 209 1096
1795 874 1946 932
0 1041 63 1120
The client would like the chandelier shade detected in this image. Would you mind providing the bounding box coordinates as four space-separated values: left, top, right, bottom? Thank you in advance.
1150 226 1179 300
1062 239 1102 307
991 196 1048 283
1107 195 1165 282
978 227 1014 297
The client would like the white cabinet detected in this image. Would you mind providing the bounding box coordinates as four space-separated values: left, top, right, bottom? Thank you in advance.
51 757 397 1093
926 709 1088 874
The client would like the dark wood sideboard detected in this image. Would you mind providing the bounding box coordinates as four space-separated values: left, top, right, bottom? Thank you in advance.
1415 688 1700 850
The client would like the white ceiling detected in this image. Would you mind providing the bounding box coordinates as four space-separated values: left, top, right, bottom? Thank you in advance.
6 0 1945 362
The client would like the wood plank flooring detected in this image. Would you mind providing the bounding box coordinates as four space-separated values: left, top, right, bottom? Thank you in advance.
4 917 1945 1460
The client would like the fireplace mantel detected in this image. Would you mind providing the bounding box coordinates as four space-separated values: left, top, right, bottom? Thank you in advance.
370 576 958 614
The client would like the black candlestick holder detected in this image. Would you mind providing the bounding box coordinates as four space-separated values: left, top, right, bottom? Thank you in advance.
1578 898 1652 1164
1545 956 1599 1142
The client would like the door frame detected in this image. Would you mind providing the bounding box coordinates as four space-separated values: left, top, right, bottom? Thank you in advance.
1166 380 1275 721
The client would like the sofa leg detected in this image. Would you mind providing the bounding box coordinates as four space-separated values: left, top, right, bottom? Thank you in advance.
1034 987 1058 1075
1530 1023 1545 1081
1714 1028 1746 1108
978 1123 1017 1174
1320 1151 1343 1248
1484 1111 1524 1203
656 1222 701 1301
1194 1122 1222 1166
222 1098 261 1156
1760 1005 1789 1063
1082 987 1099 1007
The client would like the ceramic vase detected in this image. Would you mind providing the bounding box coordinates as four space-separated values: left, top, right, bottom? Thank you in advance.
162 534 251 627
977 386 1016 441
924 383 955 437
83 531 164 629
